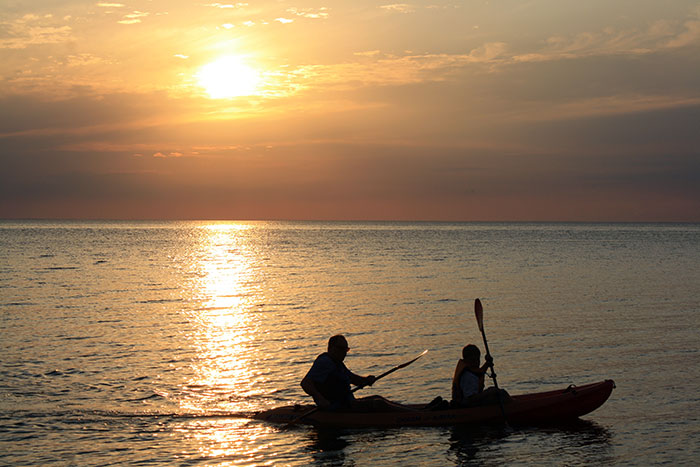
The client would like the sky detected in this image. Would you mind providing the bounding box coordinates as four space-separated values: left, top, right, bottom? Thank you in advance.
1 0 699 221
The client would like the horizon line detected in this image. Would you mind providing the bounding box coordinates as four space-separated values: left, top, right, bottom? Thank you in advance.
2 217 699 225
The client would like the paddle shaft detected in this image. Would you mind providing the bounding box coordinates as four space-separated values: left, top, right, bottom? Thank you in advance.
287 349 428 426
352 349 428 393
478 328 500 389
474 299 509 425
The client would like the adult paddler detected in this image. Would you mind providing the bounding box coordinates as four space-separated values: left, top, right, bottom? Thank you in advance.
301 334 409 412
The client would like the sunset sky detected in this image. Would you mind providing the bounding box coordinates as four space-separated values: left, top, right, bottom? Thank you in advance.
1 1 699 221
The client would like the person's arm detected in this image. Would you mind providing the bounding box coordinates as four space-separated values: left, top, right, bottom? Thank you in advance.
349 372 376 388
301 374 331 409
476 355 493 392
479 354 494 373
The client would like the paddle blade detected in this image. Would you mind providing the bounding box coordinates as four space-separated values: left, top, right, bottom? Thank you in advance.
395 349 429 370
475 298 484 332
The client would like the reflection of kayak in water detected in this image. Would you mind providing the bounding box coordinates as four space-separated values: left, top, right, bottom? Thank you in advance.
254 380 615 428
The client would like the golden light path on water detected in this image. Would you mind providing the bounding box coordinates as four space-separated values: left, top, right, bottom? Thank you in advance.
177 223 278 464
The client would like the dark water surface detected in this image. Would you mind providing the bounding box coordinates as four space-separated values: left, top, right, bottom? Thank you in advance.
1 221 698 465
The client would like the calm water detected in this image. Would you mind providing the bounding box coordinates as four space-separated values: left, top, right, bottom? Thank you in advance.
1 221 698 465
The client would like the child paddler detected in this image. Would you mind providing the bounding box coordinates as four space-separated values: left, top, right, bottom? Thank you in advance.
451 344 511 407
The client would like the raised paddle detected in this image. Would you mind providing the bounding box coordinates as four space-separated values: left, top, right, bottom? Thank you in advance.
357 349 429 391
286 349 429 426
475 298 509 425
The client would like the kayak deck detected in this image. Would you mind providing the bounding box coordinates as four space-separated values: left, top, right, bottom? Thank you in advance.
254 380 615 428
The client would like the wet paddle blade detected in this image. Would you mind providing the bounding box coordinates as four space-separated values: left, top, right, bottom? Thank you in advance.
400 348 429 367
368 349 429 384
475 298 484 333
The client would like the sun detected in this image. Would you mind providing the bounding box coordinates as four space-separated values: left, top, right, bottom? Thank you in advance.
197 56 260 98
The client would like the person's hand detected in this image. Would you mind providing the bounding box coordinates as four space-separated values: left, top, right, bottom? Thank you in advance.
485 354 494 367
365 375 377 386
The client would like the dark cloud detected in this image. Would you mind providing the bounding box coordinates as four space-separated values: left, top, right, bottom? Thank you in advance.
3 130 698 221
0 91 178 134
501 49 700 101
518 103 700 153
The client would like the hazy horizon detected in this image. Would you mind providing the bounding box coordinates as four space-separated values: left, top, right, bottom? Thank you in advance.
2 218 699 225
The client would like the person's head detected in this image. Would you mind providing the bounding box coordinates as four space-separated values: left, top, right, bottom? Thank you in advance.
462 344 481 366
328 334 350 362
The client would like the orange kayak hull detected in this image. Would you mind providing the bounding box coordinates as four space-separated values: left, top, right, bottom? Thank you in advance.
254 380 615 428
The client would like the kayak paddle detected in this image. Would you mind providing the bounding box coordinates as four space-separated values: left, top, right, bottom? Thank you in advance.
286 349 429 426
353 349 429 393
475 298 509 425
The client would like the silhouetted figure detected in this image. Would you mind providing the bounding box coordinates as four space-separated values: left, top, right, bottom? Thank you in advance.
451 344 510 407
301 334 409 412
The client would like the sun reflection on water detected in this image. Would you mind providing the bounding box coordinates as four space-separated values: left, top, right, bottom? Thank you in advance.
181 222 264 415
172 222 317 464
174 418 280 466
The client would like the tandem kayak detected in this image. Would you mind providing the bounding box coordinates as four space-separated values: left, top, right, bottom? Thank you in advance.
254 379 615 428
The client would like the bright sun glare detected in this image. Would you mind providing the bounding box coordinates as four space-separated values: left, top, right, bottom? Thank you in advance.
197 56 260 99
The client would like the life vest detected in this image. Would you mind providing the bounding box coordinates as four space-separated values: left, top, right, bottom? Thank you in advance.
451 363 485 404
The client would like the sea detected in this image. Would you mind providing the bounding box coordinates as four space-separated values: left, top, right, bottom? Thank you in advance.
1 220 698 466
